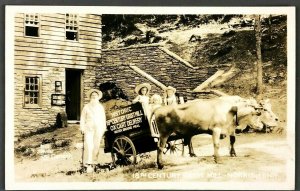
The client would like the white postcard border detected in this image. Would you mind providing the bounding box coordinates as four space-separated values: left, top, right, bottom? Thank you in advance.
5 6 295 190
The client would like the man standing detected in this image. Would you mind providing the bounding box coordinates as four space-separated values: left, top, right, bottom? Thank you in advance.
80 89 106 173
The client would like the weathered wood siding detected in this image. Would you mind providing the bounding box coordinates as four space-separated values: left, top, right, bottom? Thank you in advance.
14 13 101 136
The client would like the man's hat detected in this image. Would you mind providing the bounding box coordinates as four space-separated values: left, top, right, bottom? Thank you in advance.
164 86 176 94
87 89 103 100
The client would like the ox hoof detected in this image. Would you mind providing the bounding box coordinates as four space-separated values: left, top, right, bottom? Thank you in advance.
157 164 164 169
230 153 237 157
189 153 197 157
230 149 237 157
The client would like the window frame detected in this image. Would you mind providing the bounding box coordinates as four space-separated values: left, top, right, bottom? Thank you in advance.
65 13 79 42
23 13 40 38
23 75 42 109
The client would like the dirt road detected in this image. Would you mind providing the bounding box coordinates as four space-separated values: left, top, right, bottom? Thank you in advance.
14 126 289 182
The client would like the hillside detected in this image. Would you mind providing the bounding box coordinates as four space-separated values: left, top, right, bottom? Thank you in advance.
102 14 287 98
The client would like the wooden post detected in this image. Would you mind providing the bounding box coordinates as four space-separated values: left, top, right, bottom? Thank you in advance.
255 15 263 97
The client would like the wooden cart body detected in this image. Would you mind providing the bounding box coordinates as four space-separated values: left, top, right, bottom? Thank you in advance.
104 102 184 166
104 102 160 154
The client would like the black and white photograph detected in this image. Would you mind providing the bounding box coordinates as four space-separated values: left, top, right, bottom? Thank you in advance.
5 6 295 190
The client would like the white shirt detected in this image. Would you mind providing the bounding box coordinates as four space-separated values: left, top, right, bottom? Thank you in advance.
80 102 106 132
133 95 149 105
133 95 150 117
164 95 177 106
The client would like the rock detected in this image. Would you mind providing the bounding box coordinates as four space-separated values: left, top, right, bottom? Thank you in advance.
42 138 56 145
145 30 156 42
53 140 70 148
122 36 139 46
152 35 165 43
55 112 68 128
23 148 33 156
41 120 48 124
246 50 252 56
222 30 236 37
271 73 278 78
39 143 52 151
227 57 233 61
66 170 76 176
279 72 284 77
189 35 201 43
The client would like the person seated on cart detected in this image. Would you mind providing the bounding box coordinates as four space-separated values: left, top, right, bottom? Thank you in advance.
149 93 163 112
163 86 178 106
132 83 152 117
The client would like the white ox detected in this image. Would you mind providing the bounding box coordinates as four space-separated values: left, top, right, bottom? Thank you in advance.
153 96 264 169
259 99 279 132
217 96 278 132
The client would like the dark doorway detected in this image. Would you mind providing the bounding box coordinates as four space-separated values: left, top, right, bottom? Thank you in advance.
66 69 82 120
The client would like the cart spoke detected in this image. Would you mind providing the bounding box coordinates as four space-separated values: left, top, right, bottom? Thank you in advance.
123 141 128 150
120 139 124 148
174 140 183 145
125 146 133 153
116 140 121 150
113 146 121 154
125 158 132 165
124 159 129 165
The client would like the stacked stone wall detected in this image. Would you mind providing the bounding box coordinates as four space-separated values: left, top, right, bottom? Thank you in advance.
99 45 214 101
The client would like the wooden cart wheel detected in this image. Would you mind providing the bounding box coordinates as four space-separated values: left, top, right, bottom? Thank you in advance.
163 139 185 156
111 136 137 166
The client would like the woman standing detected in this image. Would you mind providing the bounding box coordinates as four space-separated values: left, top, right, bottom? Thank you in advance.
80 89 106 173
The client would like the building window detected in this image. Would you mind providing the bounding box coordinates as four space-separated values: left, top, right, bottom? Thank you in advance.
24 76 41 107
65 13 78 41
24 13 40 37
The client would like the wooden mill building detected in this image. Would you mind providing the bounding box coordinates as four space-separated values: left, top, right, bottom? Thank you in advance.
14 13 102 136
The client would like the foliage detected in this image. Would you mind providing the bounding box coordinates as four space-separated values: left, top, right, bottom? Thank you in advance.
102 14 245 43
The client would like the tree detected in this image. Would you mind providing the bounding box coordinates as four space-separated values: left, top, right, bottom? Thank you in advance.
268 14 272 43
255 15 263 97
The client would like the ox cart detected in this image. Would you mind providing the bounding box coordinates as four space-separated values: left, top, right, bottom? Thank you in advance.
104 102 184 166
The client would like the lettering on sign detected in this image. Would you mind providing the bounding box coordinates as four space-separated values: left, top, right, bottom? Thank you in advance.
106 103 147 134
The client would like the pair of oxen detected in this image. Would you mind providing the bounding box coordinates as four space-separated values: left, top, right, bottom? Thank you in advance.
151 96 279 169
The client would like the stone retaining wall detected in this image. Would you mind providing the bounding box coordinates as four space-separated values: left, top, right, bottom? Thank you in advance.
98 44 214 101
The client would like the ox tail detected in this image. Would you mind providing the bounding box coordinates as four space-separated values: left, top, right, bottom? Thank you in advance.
230 106 239 126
